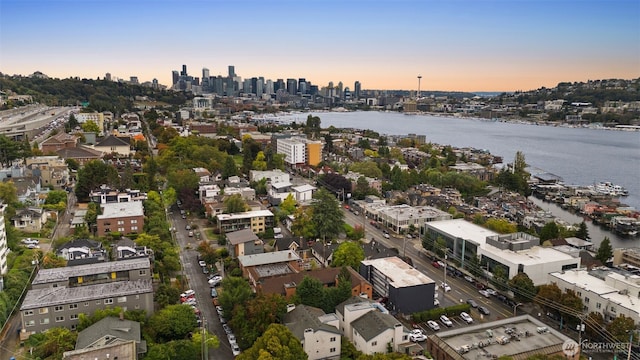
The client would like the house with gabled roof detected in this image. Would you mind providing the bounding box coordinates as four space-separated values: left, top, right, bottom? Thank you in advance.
40 132 78 154
57 238 106 266
93 135 131 157
283 305 341 360
12 207 47 233
226 228 264 258
56 145 104 166
62 316 147 359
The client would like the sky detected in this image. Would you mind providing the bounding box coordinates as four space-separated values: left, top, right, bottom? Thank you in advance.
0 0 639 92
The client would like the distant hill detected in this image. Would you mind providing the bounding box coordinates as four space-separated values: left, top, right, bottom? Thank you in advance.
0 73 191 114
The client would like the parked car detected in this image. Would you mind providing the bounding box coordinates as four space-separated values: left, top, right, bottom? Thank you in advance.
227 333 236 344
441 282 451 292
210 288 218 298
433 298 440 307
427 320 440 331
198 260 206 267
467 299 478 308
231 343 241 356
186 225 191 230
440 315 453 327
216 306 224 316
460 312 473 324
202 267 209 274
479 289 491 298
188 231 194 237
485 288 498 296
478 306 491 315
464 275 474 283
21 238 39 245
222 323 232 334
410 332 427 342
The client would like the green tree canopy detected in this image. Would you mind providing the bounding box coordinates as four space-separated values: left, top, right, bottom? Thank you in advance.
596 237 613 264
538 221 560 242
606 314 637 343
224 194 248 214
147 304 198 342
311 188 344 241
236 323 308 360
332 241 365 269
508 272 536 302
218 276 253 320
80 119 101 133
350 161 383 178
75 159 119 201
280 193 297 215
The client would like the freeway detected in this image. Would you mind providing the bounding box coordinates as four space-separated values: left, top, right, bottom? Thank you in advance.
341 209 516 322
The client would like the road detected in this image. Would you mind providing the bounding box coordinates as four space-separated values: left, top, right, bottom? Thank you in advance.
169 209 234 360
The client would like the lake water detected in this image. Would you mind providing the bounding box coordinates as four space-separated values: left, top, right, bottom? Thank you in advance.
279 111 640 248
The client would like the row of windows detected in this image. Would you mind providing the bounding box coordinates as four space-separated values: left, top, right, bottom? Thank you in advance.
25 296 136 316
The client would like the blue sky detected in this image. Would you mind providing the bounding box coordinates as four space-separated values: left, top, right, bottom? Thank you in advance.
1 0 638 91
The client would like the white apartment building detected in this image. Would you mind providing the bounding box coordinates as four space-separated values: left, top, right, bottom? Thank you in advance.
0 203 8 276
277 137 307 166
549 268 640 324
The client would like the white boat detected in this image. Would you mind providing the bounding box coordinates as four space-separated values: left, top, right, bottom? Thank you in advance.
589 182 629 196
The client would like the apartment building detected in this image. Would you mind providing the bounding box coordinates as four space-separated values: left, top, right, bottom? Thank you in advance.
283 305 341 360
0 203 8 276
96 201 145 236
20 258 153 333
25 155 71 189
216 209 274 234
276 137 323 167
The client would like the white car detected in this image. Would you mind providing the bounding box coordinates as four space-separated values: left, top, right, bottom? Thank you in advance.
485 288 498 296
231 343 241 356
227 333 236 344
479 289 491 298
198 260 206 267
441 282 451 292
410 332 427 342
433 298 440 307
440 315 453 327
464 275 474 283
427 320 440 331
208 276 223 286
460 312 473 324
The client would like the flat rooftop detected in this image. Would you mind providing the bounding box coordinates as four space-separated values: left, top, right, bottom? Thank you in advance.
549 269 617 295
239 250 300 267
481 243 576 266
431 315 571 360
32 258 150 285
217 209 273 221
361 256 435 288
253 263 294 278
21 279 153 310
426 219 498 246
97 201 144 219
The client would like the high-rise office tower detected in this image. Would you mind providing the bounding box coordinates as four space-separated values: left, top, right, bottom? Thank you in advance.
228 65 235 78
337 82 344 98
172 71 179 85
275 79 285 93
181 64 187 77
287 78 298 95
202 68 210 80
354 81 361 99
265 79 274 95
257 77 264 97
298 78 306 94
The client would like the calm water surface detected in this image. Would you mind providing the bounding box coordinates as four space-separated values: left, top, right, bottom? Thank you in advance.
281 111 640 248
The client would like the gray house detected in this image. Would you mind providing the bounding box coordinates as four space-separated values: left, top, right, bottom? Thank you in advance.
62 316 146 359
226 228 264 258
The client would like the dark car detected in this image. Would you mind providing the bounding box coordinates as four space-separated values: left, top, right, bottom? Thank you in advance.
478 306 490 315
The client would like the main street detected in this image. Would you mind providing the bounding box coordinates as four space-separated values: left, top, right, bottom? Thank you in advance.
342 209 515 322
169 209 233 360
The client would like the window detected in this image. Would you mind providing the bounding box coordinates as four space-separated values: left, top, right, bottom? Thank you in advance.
40 318 50 325
55 316 64 322
139 270 146 275
131 219 138 224
372 341 377 346
610 306 616 313
118 227 125 232
117 220 125 225
104 298 114 305
330 348 336 353
117 296 127 303
70 314 79 320
25 320 35 327
85 302 89 307
38 308 49 314
577 291 582 297
330 337 336 342
131 226 138 231
96 300 101 305
69 304 78 310
585 297 589 303
54 306 64 312
70 324 77 331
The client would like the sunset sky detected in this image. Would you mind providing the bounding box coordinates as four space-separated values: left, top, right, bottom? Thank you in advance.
1 0 638 92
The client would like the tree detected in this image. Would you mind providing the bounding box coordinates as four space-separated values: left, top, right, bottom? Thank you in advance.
155 283 181 308
311 188 344 241
508 273 536 302
535 283 562 317
75 159 120 201
295 276 325 309
596 237 613 264
42 253 67 268
0 181 19 206
485 218 517 234
559 289 583 324
252 150 268 170
538 221 559 242
584 312 605 341
575 221 589 240
332 241 365 269
236 323 308 360
222 156 238 179
0 135 31 168
324 133 334 153
218 277 253 320
350 161 383 179
26 326 77 359
291 207 315 239
231 293 288 349
147 304 198 342
491 266 508 291
280 193 297 215
224 194 248 214
606 315 636 343
81 119 101 133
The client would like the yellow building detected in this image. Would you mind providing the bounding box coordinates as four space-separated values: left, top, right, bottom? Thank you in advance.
305 141 322 167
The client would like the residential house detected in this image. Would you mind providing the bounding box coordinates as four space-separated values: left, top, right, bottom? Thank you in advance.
6 176 41 205
93 135 131 157
40 133 78 154
292 184 316 203
96 202 145 237
89 185 147 204
57 238 106 266
25 156 71 189
113 237 153 261
56 145 104 166
226 228 264 258
238 250 301 287
12 207 47 233
20 258 154 333
273 237 316 269
62 316 146 360
283 305 341 360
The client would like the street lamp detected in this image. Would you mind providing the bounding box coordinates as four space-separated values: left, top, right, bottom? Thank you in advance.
513 302 523 317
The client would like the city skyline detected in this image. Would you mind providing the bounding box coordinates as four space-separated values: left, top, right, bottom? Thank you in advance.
1 0 638 92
